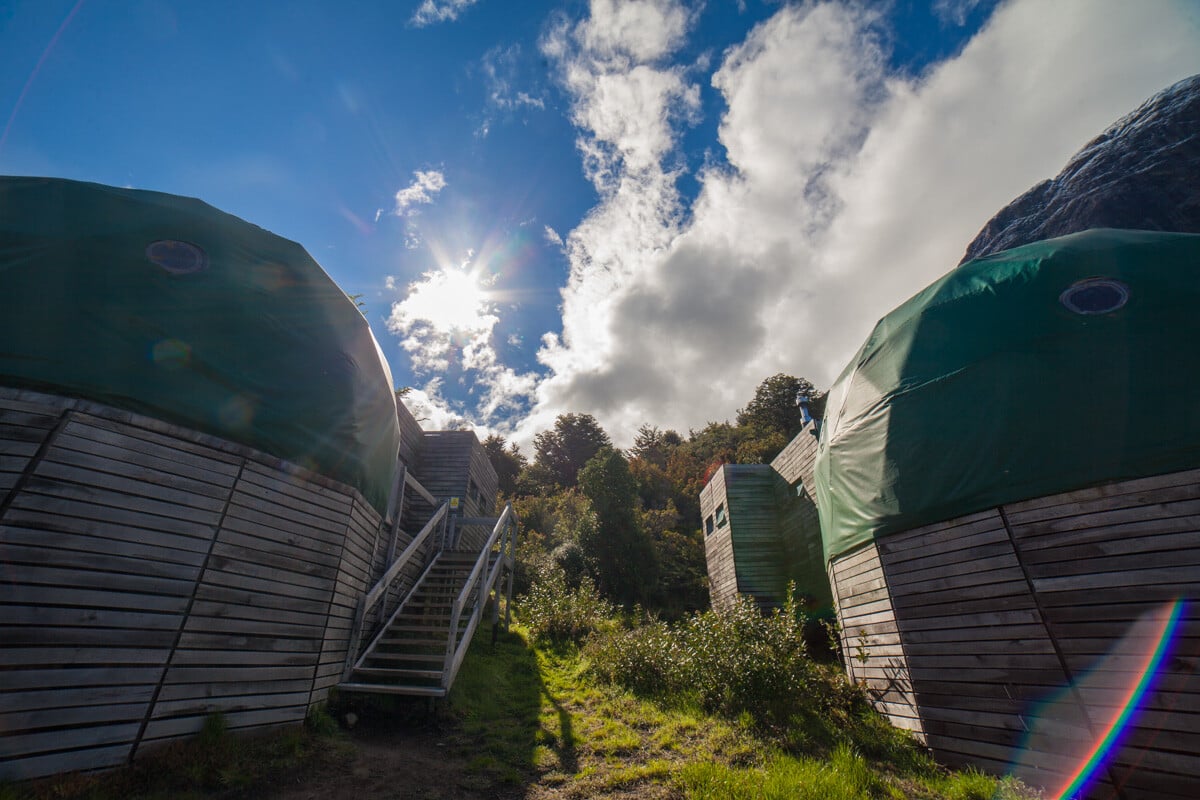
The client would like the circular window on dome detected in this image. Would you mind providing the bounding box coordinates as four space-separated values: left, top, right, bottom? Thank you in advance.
1059 278 1129 315
146 240 208 275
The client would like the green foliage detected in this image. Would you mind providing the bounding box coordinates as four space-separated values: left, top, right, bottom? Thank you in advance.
735 373 816 442
305 703 339 737
630 424 683 469
578 447 659 606
519 566 616 644
511 491 599 596
532 413 612 488
482 434 526 498
587 593 833 726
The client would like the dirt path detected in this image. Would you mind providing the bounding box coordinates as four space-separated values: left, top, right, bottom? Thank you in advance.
266 724 527 800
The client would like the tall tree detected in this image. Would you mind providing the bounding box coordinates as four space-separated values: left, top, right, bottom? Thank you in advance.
736 373 816 441
630 424 683 469
532 413 612 488
578 447 658 606
481 434 526 497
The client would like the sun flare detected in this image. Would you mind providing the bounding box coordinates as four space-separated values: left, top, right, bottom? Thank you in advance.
395 265 496 335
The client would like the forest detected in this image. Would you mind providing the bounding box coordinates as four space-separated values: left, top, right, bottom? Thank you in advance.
478 373 824 615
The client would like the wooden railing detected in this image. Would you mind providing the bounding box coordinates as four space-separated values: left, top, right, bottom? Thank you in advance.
441 504 518 690
344 500 448 677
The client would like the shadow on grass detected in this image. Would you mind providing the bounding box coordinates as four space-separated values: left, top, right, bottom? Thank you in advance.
323 623 572 797
443 624 574 788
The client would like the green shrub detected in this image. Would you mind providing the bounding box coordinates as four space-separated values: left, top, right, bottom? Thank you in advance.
519 566 616 644
586 592 837 726
585 618 680 696
680 593 814 724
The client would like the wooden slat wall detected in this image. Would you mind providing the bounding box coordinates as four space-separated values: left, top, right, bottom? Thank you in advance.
726 465 787 611
875 509 1079 784
829 542 925 742
1002 469 1200 800
831 469 1200 799
311 495 382 703
417 431 498 553
0 389 383 781
769 421 818 491
395 400 425 471
700 467 738 611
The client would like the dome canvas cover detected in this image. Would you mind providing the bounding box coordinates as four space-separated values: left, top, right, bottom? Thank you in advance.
814 229 1200 564
0 176 401 512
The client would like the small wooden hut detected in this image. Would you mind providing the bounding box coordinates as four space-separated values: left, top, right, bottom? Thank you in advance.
816 229 1200 799
699 424 831 614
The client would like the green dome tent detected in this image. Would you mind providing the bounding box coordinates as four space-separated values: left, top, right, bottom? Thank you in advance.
0 176 401 512
814 228 1200 564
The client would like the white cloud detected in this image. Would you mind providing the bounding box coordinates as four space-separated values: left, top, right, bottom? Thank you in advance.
386 261 539 429
481 44 546 111
391 169 446 217
932 0 985 27
411 0 479 27
543 225 564 248
509 0 1200 448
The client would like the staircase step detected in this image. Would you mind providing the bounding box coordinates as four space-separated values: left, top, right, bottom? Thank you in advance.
354 666 443 679
387 625 451 635
366 652 446 663
378 639 446 648
338 682 446 698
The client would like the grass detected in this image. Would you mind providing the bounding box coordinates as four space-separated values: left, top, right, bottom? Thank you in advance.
441 623 1042 799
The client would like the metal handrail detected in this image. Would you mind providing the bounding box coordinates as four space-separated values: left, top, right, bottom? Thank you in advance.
441 504 516 689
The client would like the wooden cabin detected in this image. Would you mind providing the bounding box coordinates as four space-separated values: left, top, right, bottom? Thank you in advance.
816 230 1200 799
699 423 831 614
0 178 503 781
417 431 499 552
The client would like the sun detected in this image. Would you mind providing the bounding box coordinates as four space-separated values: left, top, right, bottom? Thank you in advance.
395 265 496 335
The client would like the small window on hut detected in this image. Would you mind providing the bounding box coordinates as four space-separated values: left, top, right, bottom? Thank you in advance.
715 504 727 528
705 515 714 535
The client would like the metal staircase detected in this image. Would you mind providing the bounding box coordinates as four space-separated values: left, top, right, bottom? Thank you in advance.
339 500 517 698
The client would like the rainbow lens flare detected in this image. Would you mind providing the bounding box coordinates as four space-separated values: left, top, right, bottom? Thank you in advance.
1009 599 1186 799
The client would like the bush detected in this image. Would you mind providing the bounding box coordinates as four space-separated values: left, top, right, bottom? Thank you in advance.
585 617 680 696
519 566 615 644
681 593 813 723
586 591 849 727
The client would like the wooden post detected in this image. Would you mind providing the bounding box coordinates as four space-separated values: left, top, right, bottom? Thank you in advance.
503 514 515 632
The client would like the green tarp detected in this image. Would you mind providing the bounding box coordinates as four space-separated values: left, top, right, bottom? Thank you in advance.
0 176 401 513
814 229 1200 564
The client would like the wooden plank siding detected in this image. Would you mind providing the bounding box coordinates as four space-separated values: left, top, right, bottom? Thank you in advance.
770 425 830 612
829 542 926 742
417 431 499 553
826 468 1200 799
725 466 788 610
0 388 384 781
700 466 738 611
1000 472 1200 800
699 424 828 614
769 421 819 492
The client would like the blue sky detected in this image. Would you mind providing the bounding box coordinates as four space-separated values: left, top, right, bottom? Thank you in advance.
2 0 1198 447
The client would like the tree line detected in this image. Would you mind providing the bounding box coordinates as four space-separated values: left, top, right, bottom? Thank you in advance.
481 373 824 618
